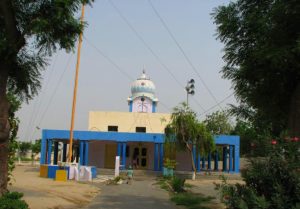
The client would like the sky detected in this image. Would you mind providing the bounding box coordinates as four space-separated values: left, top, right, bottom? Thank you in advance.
16 0 236 142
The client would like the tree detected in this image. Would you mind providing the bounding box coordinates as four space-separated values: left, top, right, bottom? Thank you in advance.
166 103 214 180
30 139 41 164
232 119 273 157
212 0 300 137
204 110 232 135
18 142 31 158
0 0 93 195
216 136 300 209
7 93 21 185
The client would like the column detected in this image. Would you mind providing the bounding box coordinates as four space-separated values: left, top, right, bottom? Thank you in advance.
154 143 159 171
223 146 227 172
202 157 205 169
80 141 84 165
85 141 89 166
197 152 201 172
40 130 47 164
47 139 52 165
53 141 59 165
117 142 122 157
234 144 240 173
207 152 211 170
122 142 126 169
192 145 196 171
159 143 164 171
229 145 233 172
152 102 156 113
214 150 219 171
62 143 67 162
129 101 133 112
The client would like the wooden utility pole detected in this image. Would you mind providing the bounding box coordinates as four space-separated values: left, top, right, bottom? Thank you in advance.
68 4 85 163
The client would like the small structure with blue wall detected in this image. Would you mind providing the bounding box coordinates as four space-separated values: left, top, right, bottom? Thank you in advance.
40 129 239 173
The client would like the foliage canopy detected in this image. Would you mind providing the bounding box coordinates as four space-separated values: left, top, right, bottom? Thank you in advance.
212 0 300 136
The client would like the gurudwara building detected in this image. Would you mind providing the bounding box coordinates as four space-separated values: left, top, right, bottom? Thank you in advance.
40 71 240 173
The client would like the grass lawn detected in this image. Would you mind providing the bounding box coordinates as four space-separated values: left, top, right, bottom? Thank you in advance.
156 177 215 209
171 192 215 209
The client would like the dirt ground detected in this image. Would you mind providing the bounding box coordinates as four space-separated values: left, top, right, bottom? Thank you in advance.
8 164 100 209
8 165 244 209
185 177 245 209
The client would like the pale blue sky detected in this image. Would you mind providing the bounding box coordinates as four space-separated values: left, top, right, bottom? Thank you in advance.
17 0 235 141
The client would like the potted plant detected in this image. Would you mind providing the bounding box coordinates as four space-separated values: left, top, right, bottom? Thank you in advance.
163 158 177 177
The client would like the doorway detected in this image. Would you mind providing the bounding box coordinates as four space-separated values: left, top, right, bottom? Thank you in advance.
104 144 117 168
132 146 148 169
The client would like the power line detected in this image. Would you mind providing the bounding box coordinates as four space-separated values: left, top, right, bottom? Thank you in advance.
84 36 174 112
24 53 58 140
108 0 184 89
199 93 234 116
148 0 223 110
84 36 134 81
107 0 205 111
29 53 74 140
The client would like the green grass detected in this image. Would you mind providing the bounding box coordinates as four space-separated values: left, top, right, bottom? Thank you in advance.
171 192 215 209
156 178 170 191
156 177 215 209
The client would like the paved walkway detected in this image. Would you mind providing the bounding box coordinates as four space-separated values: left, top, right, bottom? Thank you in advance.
85 177 180 209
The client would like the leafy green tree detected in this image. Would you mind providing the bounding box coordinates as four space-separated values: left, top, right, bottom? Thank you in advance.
30 139 41 164
18 142 31 158
232 119 273 157
216 136 300 209
212 0 300 137
204 110 232 135
166 103 214 180
30 139 41 157
7 93 21 186
0 0 93 195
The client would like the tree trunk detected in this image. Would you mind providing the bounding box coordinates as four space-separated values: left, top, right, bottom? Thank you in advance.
0 68 10 195
186 144 197 180
0 141 8 195
288 83 300 137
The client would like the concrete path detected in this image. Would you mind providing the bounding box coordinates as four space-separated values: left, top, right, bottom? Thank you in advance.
85 177 179 209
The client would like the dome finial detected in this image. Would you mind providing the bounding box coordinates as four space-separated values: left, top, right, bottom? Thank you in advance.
142 65 146 74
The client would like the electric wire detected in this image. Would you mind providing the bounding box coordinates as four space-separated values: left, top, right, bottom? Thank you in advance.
28 53 74 140
24 54 58 140
199 93 234 116
148 0 223 110
108 0 205 112
84 36 174 112
107 0 185 91
84 36 134 81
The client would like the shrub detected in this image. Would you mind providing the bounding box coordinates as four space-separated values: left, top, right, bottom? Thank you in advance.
216 136 300 209
0 192 28 209
171 176 185 193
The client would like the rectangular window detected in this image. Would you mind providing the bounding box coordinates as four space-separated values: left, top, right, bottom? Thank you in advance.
108 126 118 132
136 127 146 133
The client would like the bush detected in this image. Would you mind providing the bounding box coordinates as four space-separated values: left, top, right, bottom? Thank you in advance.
216 137 300 209
171 176 185 193
0 192 28 209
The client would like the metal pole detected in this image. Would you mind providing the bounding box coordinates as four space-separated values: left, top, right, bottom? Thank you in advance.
68 4 85 163
186 92 189 106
